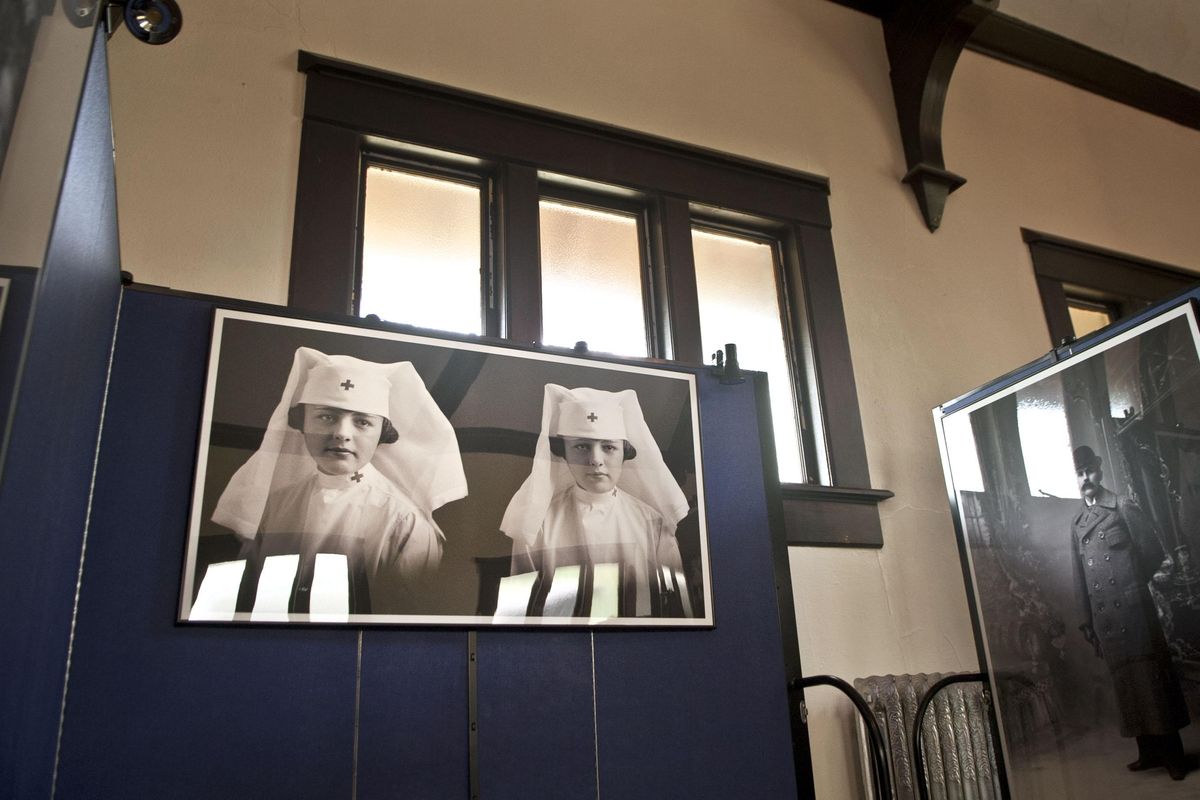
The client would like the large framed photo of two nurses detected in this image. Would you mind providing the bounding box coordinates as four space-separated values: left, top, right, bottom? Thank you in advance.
180 309 713 628
935 295 1200 797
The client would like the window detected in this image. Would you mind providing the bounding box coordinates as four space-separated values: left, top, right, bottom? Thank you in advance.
691 226 810 484
1064 297 1114 339
290 52 889 545
538 196 649 357
360 163 485 334
1026 230 1197 347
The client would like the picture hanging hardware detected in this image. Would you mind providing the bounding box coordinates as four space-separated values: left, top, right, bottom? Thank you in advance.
711 343 745 385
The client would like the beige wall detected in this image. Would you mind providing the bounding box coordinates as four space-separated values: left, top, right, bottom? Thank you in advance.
0 12 95 268
106 1 1200 796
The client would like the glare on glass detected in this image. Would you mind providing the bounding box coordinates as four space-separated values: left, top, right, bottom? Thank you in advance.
539 199 647 357
190 560 245 621
360 166 482 334
1016 381 1078 499
590 563 620 620
692 228 805 483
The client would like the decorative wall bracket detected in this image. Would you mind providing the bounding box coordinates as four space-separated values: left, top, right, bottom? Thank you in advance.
882 0 997 231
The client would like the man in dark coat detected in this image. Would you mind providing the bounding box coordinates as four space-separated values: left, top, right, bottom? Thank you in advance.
1072 445 1190 780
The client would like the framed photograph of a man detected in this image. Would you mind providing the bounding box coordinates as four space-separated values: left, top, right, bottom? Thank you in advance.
180 309 712 627
935 294 1200 796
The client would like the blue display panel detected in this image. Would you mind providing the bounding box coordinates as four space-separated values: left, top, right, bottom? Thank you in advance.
45 288 803 798
55 291 358 797
355 630 470 797
475 631 598 799
593 374 798 798
0 27 122 798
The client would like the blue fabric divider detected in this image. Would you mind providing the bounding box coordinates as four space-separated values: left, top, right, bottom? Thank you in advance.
54 290 358 797
355 630 470 798
0 26 122 799
46 287 801 798
592 372 798 798
475 631 598 799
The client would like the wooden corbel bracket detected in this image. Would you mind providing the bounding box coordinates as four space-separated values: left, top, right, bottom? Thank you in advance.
883 0 997 231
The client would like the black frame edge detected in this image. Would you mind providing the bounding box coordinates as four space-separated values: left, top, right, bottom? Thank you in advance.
753 371 818 800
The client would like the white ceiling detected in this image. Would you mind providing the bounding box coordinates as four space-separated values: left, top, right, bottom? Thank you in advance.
1002 0 1200 90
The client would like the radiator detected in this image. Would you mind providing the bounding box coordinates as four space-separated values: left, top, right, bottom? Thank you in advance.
853 673 1002 800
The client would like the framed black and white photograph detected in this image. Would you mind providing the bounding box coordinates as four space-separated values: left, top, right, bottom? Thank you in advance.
180 309 712 627
935 297 1200 796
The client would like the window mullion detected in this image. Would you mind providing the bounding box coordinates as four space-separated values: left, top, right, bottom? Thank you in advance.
496 162 542 345
778 227 821 484
791 222 869 488
482 177 499 338
638 207 663 359
655 196 703 365
289 120 362 315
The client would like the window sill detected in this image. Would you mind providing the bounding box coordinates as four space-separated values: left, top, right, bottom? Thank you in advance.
779 482 894 548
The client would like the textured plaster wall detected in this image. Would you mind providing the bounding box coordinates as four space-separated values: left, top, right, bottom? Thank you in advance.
105 1 1200 796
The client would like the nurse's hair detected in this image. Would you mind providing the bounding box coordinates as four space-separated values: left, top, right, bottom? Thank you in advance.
287 403 400 444
548 435 636 461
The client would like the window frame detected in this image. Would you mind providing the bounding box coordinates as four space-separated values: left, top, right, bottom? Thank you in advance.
290 51 890 546
689 218 822 483
1026 229 1198 347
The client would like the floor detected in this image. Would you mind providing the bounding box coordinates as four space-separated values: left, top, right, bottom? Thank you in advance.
1010 724 1200 798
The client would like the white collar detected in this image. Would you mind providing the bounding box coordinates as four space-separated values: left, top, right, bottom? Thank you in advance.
571 484 619 510
313 463 375 492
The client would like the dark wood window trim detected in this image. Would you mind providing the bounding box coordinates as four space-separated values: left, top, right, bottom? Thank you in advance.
290 51 890 546
829 2 1200 135
1025 229 1199 348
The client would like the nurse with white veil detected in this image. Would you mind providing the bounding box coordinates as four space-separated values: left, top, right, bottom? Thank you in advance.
205 347 467 617
500 384 691 617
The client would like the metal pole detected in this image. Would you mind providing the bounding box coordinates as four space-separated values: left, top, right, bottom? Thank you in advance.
796 675 893 799
911 672 986 800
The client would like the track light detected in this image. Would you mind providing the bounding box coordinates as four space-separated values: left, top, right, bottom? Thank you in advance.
90 0 184 45
123 0 182 44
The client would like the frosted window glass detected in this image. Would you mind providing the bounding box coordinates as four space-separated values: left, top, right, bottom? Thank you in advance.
1068 303 1113 338
692 228 805 483
1016 380 1077 499
942 412 984 494
540 200 647 357
361 166 482 334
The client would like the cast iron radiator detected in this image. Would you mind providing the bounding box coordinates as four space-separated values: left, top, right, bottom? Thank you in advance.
853 673 1002 800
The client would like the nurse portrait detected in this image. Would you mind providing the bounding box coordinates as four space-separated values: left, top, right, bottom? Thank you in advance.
201 347 467 619
500 384 692 618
